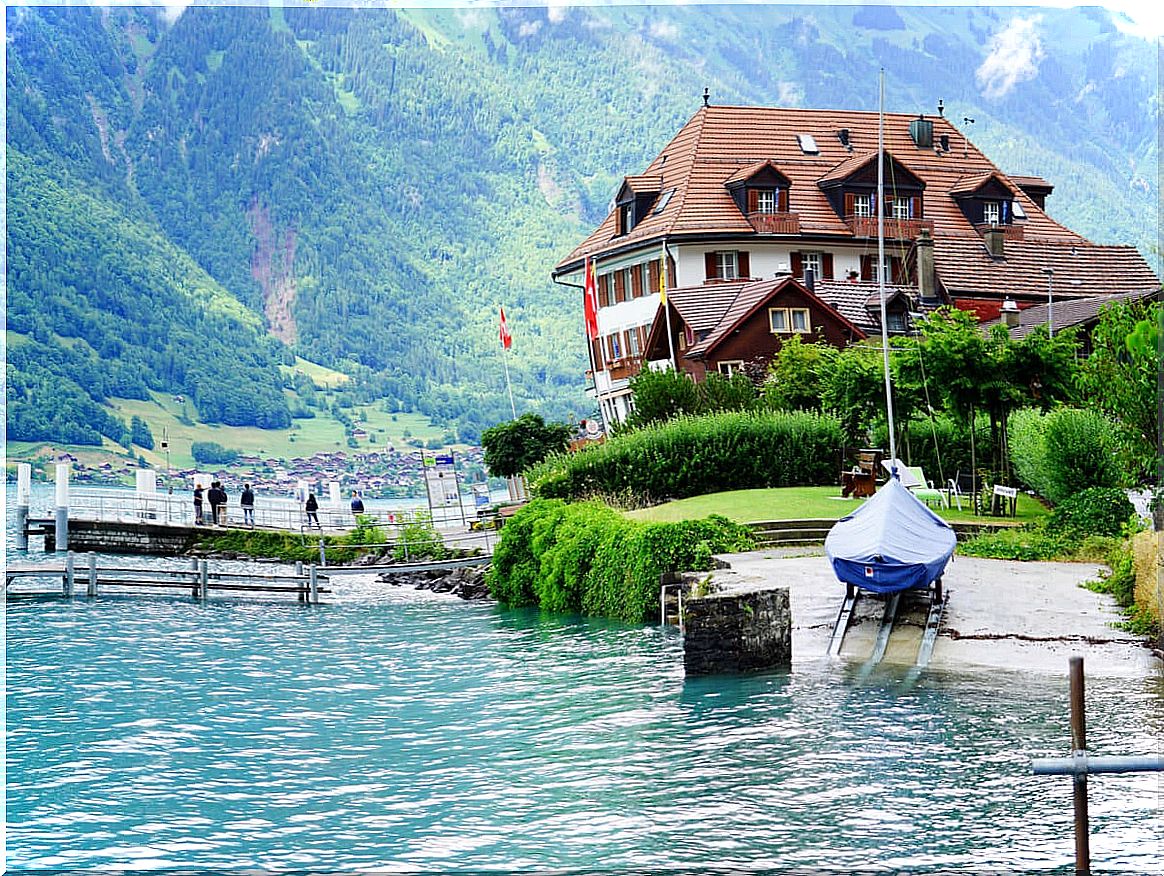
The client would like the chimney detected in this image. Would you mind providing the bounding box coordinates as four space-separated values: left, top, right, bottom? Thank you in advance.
1001 297 1020 329
984 226 1005 257
916 228 935 300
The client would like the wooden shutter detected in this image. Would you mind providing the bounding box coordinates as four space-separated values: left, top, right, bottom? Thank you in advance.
591 338 604 370
860 254 873 281
631 265 643 298
822 252 835 280
614 270 626 303
598 274 611 307
738 251 750 280
790 252 803 278
648 259 660 294
747 189 758 213
705 252 718 280
637 325 648 351
844 192 855 216
778 188 789 212
911 195 922 218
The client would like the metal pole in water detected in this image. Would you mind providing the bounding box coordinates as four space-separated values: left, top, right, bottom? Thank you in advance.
55 462 70 552
87 553 98 597
16 463 32 551
1069 656 1090 875
319 537 326 568
64 552 75 597
199 560 209 602
309 565 319 604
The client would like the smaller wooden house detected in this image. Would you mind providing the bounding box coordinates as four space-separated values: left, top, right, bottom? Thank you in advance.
642 276 867 381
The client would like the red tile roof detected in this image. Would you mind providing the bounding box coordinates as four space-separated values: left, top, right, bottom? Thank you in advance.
982 288 1159 339
555 105 1110 273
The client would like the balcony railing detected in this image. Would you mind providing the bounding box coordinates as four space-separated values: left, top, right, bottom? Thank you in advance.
746 211 800 235
845 215 935 240
607 357 643 381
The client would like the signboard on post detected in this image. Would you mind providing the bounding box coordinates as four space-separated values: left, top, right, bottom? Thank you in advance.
424 452 462 525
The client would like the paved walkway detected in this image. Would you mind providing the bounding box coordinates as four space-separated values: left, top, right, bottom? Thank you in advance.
711 549 1160 676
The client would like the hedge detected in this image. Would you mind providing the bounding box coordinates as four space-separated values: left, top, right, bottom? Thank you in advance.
1008 407 1126 504
528 410 843 503
486 499 756 623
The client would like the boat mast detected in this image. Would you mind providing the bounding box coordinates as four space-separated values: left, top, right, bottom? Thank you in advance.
877 68 898 478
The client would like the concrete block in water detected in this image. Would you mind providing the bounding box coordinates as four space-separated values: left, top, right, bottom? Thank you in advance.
683 587 791 675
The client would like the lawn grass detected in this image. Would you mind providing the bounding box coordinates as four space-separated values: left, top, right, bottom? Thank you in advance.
625 486 1049 525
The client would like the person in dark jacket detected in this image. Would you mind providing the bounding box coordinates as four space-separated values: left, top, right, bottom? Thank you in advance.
350 491 365 516
193 484 204 525
305 492 320 529
240 484 256 528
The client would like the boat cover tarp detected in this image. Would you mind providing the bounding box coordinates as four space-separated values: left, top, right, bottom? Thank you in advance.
825 477 956 594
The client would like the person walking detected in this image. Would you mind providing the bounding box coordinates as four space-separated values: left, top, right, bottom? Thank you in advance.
241 484 256 528
193 483 204 525
305 492 321 529
350 490 365 516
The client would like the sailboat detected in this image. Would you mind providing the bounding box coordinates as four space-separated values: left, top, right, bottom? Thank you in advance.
824 72 955 664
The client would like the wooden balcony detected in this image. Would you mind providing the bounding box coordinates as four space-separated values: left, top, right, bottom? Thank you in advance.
747 211 800 235
845 215 935 240
607 357 643 381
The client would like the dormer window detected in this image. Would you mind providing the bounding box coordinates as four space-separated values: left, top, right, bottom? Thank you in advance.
890 196 914 220
983 200 1001 226
756 189 776 214
852 194 874 218
622 204 636 234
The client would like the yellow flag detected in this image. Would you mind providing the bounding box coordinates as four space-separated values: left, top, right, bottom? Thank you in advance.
659 246 667 306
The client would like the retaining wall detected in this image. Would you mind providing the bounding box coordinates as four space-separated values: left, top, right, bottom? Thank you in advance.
683 585 792 675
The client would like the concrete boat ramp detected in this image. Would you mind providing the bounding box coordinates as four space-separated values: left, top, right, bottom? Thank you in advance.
709 549 1159 676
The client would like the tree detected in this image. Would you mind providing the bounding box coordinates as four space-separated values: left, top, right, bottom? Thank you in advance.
481 413 573 478
130 415 154 449
625 367 699 428
763 335 837 412
1078 300 1160 481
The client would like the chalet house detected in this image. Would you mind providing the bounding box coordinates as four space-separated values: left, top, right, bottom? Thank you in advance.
552 102 1160 425
985 287 1158 355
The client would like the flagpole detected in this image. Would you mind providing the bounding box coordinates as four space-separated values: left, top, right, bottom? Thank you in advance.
502 343 516 419
662 239 676 370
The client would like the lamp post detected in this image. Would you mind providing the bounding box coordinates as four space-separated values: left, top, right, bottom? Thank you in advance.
1042 268 1055 338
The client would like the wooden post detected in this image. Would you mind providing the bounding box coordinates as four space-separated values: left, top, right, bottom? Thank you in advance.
87 553 98 597
199 560 209 602
1069 656 1090 875
309 565 319 605
64 551 75 597
319 537 327 568
190 558 199 598
55 462 70 552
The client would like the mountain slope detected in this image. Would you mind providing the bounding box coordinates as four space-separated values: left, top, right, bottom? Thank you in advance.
6 4 1158 449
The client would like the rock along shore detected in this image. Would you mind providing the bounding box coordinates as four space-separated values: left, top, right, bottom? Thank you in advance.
377 566 492 601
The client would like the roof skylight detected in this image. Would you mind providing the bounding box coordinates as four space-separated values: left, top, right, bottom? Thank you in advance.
796 133 819 154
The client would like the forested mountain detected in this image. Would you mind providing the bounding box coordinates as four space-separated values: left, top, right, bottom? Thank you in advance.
6 4 1158 447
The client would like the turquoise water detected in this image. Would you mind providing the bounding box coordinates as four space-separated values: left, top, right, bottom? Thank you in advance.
6 571 1163 872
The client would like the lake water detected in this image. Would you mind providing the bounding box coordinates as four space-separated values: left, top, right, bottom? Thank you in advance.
6 494 1163 872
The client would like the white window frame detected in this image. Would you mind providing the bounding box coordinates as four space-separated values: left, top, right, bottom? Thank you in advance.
716 251 739 280
622 204 635 234
789 308 811 333
852 194 874 218
801 251 823 281
891 197 912 220
869 256 893 284
983 200 1001 226
626 327 642 357
607 333 623 361
769 308 789 334
717 360 746 377
755 189 776 214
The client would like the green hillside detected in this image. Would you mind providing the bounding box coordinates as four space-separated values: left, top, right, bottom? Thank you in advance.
5 4 1158 456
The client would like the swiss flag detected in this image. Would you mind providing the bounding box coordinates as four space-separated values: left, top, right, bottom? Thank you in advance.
499 305 512 350
583 256 599 341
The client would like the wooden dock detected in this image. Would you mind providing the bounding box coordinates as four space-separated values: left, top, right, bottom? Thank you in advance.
5 555 330 604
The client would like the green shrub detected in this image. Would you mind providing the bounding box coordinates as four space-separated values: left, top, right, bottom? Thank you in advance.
393 518 447 562
871 414 993 485
1046 487 1135 539
485 500 755 623
529 410 843 503
1008 408 1054 497
1041 408 1126 503
957 525 1070 561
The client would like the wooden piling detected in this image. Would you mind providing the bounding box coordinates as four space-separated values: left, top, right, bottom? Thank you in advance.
87 553 98 597
1069 656 1090 875
309 565 319 604
199 560 209 601
64 552 75 597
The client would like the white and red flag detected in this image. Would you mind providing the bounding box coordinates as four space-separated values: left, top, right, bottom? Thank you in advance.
499 305 512 349
583 256 599 341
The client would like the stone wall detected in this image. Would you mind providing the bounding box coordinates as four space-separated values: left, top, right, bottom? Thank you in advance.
45 520 199 555
683 586 792 675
